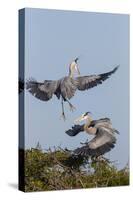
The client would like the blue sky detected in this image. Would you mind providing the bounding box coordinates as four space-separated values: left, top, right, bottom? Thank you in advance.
22 8 129 169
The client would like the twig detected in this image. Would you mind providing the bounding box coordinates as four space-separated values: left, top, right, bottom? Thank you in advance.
78 178 85 188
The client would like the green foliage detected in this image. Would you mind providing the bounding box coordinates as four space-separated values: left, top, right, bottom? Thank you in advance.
22 147 129 192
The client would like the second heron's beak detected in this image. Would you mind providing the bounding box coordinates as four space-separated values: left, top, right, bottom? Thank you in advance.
74 112 92 124
74 114 86 124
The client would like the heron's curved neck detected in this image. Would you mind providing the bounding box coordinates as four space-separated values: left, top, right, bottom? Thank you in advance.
85 116 93 127
69 67 74 78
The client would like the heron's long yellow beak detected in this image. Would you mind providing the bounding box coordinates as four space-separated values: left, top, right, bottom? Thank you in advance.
74 115 85 124
74 113 92 124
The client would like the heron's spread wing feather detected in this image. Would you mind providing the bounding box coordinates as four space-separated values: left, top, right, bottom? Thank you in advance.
65 124 84 136
76 66 119 91
74 126 117 157
26 78 60 101
88 127 116 148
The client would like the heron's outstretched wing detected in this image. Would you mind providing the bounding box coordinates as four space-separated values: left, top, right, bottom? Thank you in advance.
76 66 119 91
19 78 24 94
65 124 84 136
26 78 60 101
74 126 117 157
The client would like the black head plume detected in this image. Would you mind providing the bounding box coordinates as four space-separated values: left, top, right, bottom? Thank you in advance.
74 57 79 63
84 111 91 116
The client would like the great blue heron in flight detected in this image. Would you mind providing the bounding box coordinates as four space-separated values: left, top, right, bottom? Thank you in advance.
19 78 24 94
26 58 119 119
65 112 119 157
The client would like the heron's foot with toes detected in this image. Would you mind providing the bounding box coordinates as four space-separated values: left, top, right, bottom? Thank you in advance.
68 102 76 112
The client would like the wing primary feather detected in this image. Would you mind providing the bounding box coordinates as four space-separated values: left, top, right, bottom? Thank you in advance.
74 126 117 157
26 78 59 101
76 65 119 91
99 65 119 81
65 124 84 136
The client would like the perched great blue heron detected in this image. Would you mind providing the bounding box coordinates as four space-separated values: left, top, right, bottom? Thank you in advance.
66 112 119 157
26 58 119 119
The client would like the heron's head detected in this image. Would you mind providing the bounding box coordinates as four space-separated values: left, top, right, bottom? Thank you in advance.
69 57 80 77
74 112 92 124
74 57 79 63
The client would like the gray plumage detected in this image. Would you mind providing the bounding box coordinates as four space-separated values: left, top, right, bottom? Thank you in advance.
26 65 119 102
66 118 119 157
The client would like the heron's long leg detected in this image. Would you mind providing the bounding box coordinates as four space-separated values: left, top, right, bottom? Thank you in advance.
60 98 66 121
66 99 76 112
